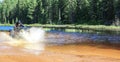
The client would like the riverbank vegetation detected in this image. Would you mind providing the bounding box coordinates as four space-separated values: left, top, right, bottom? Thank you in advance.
0 24 120 34
0 0 120 34
0 24 120 30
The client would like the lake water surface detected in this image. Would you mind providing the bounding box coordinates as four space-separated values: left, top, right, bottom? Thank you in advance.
0 26 13 31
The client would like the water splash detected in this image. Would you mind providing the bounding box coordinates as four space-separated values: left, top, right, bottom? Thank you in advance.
0 27 45 55
19 27 45 54
19 27 45 43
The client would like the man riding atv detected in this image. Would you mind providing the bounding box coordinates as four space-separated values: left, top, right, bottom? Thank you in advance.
14 20 24 32
10 20 25 38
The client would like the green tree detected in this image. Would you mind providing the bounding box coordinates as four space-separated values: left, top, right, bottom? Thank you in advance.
101 0 115 25
26 0 36 24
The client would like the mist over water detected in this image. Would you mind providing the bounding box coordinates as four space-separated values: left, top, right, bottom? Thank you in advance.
0 27 45 55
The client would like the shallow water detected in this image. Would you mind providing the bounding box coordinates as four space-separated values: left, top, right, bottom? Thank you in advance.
46 32 120 45
0 32 120 62
0 43 120 62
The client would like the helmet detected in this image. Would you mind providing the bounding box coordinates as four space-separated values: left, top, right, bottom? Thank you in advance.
16 20 22 24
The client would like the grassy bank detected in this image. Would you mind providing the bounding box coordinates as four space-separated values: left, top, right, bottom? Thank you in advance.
0 24 120 34
27 24 120 33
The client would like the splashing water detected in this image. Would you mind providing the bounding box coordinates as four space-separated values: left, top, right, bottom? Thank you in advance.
20 27 45 43
19 27 45 54
0 27 45 55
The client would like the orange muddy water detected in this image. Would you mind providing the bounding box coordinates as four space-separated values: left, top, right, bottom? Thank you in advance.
0 32 120 62
0 44 119 62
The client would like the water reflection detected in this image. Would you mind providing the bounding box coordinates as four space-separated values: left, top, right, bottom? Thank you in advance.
46 31 120 45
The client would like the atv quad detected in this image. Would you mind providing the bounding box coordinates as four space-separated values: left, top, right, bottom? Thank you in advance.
9 26 27 39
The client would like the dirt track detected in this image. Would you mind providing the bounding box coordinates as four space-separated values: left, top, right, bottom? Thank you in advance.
0 43 120 62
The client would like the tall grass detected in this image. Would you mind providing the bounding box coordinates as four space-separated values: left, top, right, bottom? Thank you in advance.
0 24 120 33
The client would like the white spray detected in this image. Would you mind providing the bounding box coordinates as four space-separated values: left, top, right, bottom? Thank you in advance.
0 27 45 55
19 27 45 53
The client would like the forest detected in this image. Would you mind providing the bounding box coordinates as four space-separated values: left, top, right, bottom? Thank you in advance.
0 0 120 25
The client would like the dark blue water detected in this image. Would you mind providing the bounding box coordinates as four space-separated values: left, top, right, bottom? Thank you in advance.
0 26 119 44
0 26 13 31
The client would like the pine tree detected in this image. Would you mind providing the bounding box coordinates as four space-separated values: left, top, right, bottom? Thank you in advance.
102 0 115 25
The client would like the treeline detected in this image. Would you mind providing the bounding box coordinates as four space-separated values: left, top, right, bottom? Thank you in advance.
0 0 120 25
